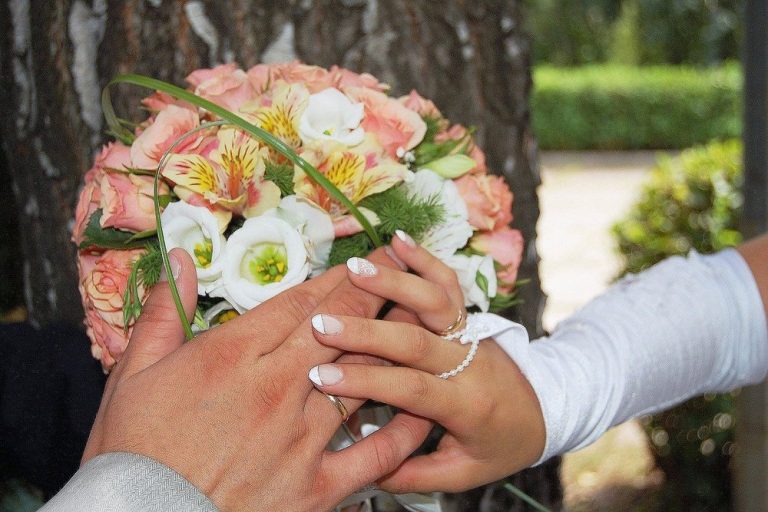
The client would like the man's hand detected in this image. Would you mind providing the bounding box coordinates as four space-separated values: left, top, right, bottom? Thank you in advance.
82 248 432 511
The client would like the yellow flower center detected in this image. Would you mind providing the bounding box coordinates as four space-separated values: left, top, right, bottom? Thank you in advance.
217 310 239 324
194 238 214 268
242 243 289 285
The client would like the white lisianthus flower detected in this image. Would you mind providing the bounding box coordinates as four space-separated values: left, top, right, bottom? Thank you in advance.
298 88 365 147
161 201 225 295
264 196 335 275
210 216 310 313
445 254 498 312
405 169 473 260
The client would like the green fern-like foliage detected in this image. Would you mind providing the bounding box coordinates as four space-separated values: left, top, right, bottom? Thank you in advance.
327 184 445 266
123 242 163 329
264 160 295 196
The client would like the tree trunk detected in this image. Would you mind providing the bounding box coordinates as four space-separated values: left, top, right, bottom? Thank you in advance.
0 0 557 508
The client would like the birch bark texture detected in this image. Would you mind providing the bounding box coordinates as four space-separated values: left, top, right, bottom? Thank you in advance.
0 1 557 508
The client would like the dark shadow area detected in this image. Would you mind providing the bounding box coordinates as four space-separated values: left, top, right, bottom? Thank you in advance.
0 323 105 498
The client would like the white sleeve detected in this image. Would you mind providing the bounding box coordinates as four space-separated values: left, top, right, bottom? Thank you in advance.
486 249 768 464
39 452 218 512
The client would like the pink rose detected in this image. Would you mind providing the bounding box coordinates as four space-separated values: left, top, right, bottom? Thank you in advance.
100 172 168 233
456 174 513 231
141 91 191 112
246 64 275 93
78 249 145 371
346 87 427 158
435 124 487 174
187 63 255 111
271 61 331 92
72 167 103 245
399 90 443 119
131 104 201 169
329 66 387 92
471 227 524 292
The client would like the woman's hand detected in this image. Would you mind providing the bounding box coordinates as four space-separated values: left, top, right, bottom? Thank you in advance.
308 233 546 493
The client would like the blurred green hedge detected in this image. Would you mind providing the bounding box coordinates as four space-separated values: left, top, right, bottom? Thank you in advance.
532 65 742 150
612 139 743 511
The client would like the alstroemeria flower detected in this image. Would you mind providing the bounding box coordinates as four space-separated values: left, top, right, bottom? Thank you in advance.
298 88 365 147
210 216 310 313
161 201 225 295
242 82 310 150
294 135 410 225
444 253 498 312
162 128 281 221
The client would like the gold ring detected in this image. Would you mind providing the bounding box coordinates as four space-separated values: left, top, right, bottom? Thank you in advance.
325 394 349 423
438 309 465 337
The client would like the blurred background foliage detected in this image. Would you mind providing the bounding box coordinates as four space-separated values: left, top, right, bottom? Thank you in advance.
533 64 741 150
526 0 742 66
613 139 743 511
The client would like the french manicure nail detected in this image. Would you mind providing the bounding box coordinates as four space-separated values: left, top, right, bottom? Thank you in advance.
159 251 182 282
395 229 416 248
308 364 343 386
347 257 378 277
384 246 408 271
311 314 343 335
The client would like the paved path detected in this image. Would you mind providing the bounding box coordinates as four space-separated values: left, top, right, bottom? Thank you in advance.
538 151 665 330
537 151 671 511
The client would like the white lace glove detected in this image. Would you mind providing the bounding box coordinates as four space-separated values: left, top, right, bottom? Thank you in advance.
487 249 768 463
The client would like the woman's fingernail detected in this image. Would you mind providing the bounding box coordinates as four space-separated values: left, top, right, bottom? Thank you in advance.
395 229 416 248
311 314 343 335
159 251 182 282
308 364 343 386
347 257 378 277
384 245 408 271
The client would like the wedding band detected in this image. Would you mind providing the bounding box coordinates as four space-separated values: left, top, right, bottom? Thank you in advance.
438 309 465 338
325 393 349 423
436 339 479 379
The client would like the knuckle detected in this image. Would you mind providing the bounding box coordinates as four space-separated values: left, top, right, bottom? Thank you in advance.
333 289 377 319
252 371 290 411
278 287 322 324
369 432 401 475
409 329 433 363
404 372 431 402
199 338 247 376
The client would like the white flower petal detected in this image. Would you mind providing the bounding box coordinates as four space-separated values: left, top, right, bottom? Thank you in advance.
215 216 310 313
405 169 472 261
298 88 365 147
161 201 225 295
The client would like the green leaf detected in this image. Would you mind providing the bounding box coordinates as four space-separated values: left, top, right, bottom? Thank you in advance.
79 209 152 250
421 154 476 179
475 270 490 296
264 160 295 196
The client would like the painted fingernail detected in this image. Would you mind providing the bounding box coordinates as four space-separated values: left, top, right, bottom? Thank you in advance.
347 257 378 277
158 251 182 282
308 364 343 386
384 245 408 271
311 314 343 335
395 229 416 248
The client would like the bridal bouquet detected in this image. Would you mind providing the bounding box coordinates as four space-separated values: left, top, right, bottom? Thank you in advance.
72 61 523 372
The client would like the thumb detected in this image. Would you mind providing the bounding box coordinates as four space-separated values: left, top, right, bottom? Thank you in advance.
121 248 198 376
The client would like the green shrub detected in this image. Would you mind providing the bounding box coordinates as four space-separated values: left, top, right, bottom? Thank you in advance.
612 139 743 511
532 65 742 150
